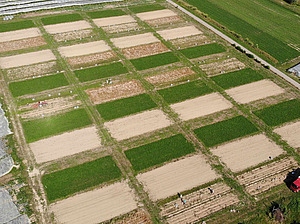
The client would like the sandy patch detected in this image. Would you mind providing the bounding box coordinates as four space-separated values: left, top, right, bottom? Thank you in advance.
211 134 284 173
0 36 46 53
274 121 300 148
170 93 232 121
29 126 100 163
93 15 135 27
86 80 144 104
104 109 172 141
44 20 92 34
199 58 245 76
58 40 111 58
136 9 177 21
170 34 211 49
157 26 202 40
0 27 41 42
137 155 218 201
226 80 285 104
122 42 169 59
111 33 159 49
146 15 183 26
50 182 137 224
102 22 140 34
53 29 94 42
0 49 56 69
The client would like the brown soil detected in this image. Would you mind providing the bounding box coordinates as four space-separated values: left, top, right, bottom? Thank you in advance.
44 20 92 34
170 34 211 49
157 26 202 40
274 121 300 148
113 209 152 224
0 27 41 42
93 15 136 27
136 9 177 21
102 22 141 34
86 80 144 104
53 29 94 42
0 37 46 53
146 15 183 26
237 157 298 195
111 33 159 49
122 42 169 59
199 58 245 76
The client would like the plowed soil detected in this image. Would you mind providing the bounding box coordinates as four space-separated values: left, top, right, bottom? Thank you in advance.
199 58 245 76
146 16 183 26
0 27 41 42
170 34 211 49
93 15 135 27
274 121 300 148
136 9 177 21
114 209 152 224
157 26 202 40
102 22 140 34
53 29 94 42
0 37 46 53
122 42 169 59
111 33 159 49
44 20 92 34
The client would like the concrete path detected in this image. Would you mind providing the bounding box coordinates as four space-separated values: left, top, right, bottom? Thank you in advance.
167 0 300 90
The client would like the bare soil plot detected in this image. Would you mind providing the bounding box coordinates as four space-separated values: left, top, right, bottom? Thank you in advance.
145 67 195 85
199 58 246 76
237 157 298 195
161 182 239 223
226 80 285 104
0 49 56 69
111 33 160 49
50 182 138 224
157 26 202 40
44 20 92 34
146 16 183 26
102 22 140 34
53 29 94 42
104 109 172 141
137 155 219 201
0 27 41 42
122 42 169 59
136 9 177 21
274 121 300 148
29 126 101 163
86 80 145 104
170 34 211 49
170 93 232 121
93 15 136 27
0 37 46 53
211 134 285 173
115 209 152 224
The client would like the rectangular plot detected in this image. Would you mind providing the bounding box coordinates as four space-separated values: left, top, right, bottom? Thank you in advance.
130 4 165 13
44 20 92 34
199 58 245 76
157 26 202 40
274 121 300 148
87 9 126 19
93 15 135 27
136 9 177 20
122 42 170 59
0 37 46 53
0 28 41 42
111 33 159 49
180 43 226 59
0 20 35 33
42 14 83 25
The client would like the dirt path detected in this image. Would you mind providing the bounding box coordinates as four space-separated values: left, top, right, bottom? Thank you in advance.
93 15 136 26
157 26 202 40
44 20 92 34
136 9 177 21
0 27 41 42
274 121 300 148
111 33 160 49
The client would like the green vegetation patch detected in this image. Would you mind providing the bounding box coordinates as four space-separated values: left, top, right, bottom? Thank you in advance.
42 13 83 25
96 94 156 120
129 4 165 13
179 43 226 59
211 68 264 89
130 52 179 71
22 109 92 143
254 99 300 127
194 116 258 147
158 81 213 104
42 156 122 202
74 62 128 82
87 9 126 19
0 20 35 32
9 73 69 97
125 134 195 172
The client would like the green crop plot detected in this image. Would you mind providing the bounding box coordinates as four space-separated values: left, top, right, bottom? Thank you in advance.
194 116 258 147
9 73 69 97
158 81 213 104
22 109 92 143
42 156 122 202
130 52 179 71
129 4 165 13
0 20 35 32
96 94 156 121
254 99 300 127
41 13 83 25
179 43 226 59
87 9 126 19
74 62 128 82
211 68 264 89
125 134 195 172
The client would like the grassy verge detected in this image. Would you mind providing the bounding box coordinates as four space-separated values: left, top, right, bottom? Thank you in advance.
42 156 122 202
194 115 258 147
0 20 35 32
22 109 92 143
125 134 195 172
179 43 226 59
129 4 165 13
87 9 126 19
41 13 83 25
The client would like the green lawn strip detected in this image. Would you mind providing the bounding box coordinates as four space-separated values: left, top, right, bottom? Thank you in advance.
211 68 264 89
125 134 195 172
194 116 258 147
22 109 92 143
96 94 157 121
157 80 213 104
74 62 128 82
179 43 226 59
9 73 69 97
87 9 126 19
41 13 83 25
130 52 179 71
0 20 35 32
254 99 300 127
129 4 165 13
42 156 122 202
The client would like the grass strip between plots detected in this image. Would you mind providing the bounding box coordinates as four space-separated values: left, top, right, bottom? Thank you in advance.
158 81 213 104
0 20 35 32
9 73 69 97
125 134 195 172
96 94 157 121
254 99 300 127
211 68 264 89
42 156 122 202
130 52 179 70
194 116 258 147
22 109 92 143
74 62 128 82
87 9 126 19
179 43 226 59
129 4 165 13
41 13 83 25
